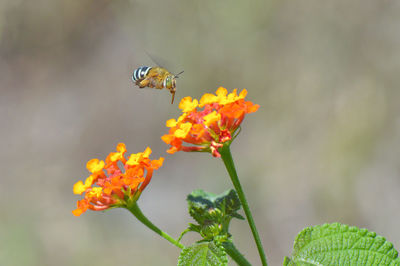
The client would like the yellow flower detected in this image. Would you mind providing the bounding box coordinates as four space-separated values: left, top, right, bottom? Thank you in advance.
73 175 95 195
203 111 221 127
174 122 192 138
179 97 199 112
86 159 105 173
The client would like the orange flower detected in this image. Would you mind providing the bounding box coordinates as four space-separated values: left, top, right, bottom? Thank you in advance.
72 143 164 216
162 87 259 157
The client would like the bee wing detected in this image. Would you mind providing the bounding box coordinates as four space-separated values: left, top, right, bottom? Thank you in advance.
146 51 169 69
146 52 183 75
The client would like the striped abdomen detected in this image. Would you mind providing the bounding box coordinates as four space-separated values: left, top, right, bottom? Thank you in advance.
132 66 152 82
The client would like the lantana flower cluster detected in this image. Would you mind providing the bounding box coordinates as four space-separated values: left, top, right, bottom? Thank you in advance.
72 143 164 216
73 87 259 216
162 87 259 157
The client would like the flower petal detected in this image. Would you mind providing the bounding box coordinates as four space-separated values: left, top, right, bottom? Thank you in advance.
86 159 105 173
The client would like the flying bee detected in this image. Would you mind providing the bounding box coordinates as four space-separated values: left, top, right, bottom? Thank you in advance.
132 66 184 104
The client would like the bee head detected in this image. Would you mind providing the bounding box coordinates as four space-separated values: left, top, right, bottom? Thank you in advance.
164 75 176 89
168 70 183 104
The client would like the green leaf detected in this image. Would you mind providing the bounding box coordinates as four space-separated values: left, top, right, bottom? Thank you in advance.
187 189 242 225
178 241 228 266
187 189 216 225
188 190 215 208
215 189 243 218
185 189 244 241
284 223 400 266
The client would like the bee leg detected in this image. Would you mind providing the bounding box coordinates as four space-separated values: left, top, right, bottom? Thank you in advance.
137 79 150 88
171 91 175 104
170 88 176 104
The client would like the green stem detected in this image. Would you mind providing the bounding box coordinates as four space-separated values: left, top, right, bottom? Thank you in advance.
220 144 268 266
126 203 185 249
222 241 252 266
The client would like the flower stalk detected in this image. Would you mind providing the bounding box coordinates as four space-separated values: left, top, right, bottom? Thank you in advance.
220 144 268 266
126 203 185 249
222 241 252 266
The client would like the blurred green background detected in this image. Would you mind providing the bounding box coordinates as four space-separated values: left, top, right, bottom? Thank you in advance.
1 0 400 265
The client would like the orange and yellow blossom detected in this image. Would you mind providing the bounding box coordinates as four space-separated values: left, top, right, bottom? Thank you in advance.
72 143 164 216
162 87 259 157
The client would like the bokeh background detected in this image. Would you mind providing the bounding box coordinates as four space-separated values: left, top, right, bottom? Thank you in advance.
1 0 400 265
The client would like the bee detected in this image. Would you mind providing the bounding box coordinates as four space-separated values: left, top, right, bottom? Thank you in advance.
132 66 183 104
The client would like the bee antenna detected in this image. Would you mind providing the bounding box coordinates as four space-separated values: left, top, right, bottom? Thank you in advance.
175 70 184 78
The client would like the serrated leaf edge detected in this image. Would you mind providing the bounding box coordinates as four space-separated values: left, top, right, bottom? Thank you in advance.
289 223 400 265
